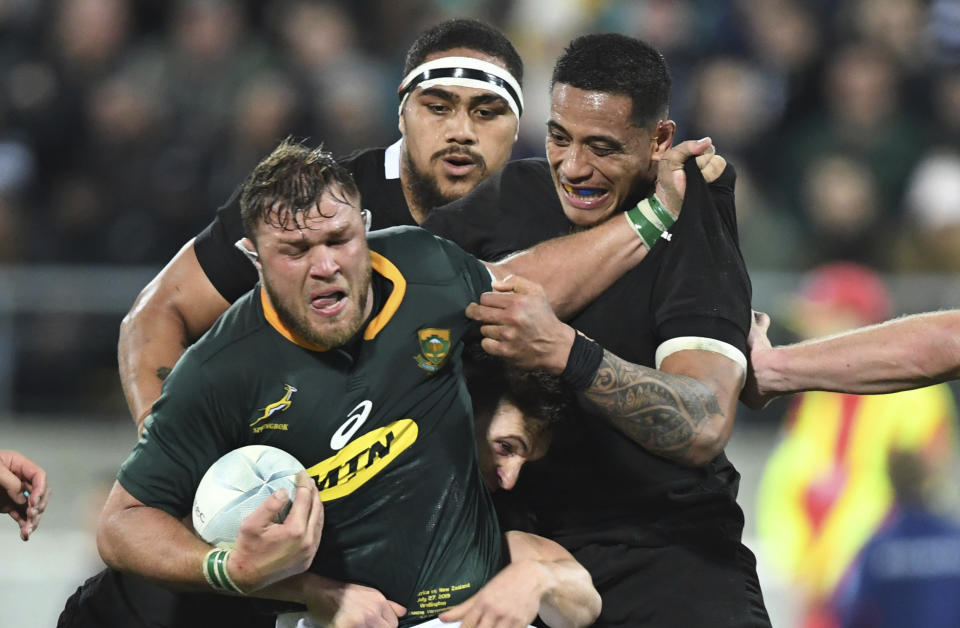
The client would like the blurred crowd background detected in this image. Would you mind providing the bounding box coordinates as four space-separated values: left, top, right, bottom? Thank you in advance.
3 0 960 626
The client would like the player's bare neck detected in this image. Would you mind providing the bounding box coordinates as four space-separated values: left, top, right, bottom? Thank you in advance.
405 195 430 225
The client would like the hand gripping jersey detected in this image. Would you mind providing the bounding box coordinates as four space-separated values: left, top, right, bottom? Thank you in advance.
118 227 501 626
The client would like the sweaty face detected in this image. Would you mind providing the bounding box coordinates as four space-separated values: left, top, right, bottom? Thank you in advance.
546 84 660 227
255 188 373 348
476 398 552 492
399 48 518 217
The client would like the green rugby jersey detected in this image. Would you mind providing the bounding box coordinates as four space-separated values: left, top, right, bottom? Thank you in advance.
118 226 501 624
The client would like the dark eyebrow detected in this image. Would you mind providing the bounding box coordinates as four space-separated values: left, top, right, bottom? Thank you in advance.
469 93 509 109
420 87 509 111
546 120 568 135
418 86 459 103
546 120 624 150
506 436 530 455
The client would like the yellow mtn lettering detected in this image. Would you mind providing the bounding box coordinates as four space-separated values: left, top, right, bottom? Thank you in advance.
250 384 297 428
305 419 417 500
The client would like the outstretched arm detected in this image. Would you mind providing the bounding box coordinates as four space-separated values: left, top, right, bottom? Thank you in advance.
438 530 601 628
118 239 230 433
486 139 724 320
744 309 960 406
466 275 745 467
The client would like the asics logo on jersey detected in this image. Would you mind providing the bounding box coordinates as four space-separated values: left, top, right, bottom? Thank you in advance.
306 419 419 501
414 328 451 373
331 400 373 450
249 384 298 432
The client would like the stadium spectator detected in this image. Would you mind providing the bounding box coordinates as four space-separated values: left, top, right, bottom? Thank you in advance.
834 449 960 628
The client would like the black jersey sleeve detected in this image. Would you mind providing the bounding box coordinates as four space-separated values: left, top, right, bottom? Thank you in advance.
193 186 259 304
651 160 751 353
117 354 243 519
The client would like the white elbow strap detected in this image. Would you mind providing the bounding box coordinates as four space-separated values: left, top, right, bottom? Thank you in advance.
655 336 747 372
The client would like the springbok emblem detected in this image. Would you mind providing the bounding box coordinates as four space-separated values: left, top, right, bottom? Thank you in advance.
249 384 298 427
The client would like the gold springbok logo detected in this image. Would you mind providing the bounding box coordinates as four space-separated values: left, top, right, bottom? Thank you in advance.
249 384 298 427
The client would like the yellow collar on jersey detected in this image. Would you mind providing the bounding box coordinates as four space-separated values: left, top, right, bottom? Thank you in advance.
260 251 406 351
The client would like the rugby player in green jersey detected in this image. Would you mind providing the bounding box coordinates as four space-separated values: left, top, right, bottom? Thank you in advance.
97 138 709 627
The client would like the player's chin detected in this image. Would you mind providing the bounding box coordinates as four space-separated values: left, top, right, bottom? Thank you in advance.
560 199 618 228
312 314 363 346
438 174 482 196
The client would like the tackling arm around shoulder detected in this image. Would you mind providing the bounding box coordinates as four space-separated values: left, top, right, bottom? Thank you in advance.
485 139 724 320
118 239 230 433
438 530 601 628
745 309 960 405
584 345 744 466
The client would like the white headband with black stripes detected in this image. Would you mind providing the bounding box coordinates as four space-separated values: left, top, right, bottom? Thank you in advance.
397 56 524 120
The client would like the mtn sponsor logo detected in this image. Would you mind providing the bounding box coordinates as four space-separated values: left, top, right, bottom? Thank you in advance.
305 419 418 500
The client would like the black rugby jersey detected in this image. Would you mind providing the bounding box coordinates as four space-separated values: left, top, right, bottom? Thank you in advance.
120 227 500 625
195 144 411 303
423 157 752 544
423 157 764 626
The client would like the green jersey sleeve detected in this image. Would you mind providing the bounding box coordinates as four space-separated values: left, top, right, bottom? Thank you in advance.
431 234 494 302
118 353 243 519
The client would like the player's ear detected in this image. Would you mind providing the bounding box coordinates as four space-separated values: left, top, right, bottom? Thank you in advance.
235 238 262 271
398 109 406 136
650 120 676 161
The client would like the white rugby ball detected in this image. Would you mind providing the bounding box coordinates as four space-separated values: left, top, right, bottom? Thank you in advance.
192 445 305 548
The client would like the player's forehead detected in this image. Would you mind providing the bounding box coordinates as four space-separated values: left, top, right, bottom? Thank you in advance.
489 398 546 438
261 189 361 239
549 83 646 144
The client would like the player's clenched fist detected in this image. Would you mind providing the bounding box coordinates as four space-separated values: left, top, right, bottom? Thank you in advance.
229 470 324 592
465 274 575 374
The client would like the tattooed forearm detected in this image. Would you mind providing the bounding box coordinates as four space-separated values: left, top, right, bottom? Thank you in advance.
582 349 724 465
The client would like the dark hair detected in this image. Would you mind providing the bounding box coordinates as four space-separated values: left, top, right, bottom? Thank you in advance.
551 33 671 127
240 138 359 242
403 18 523 86
888 449 929 507
464 347 574 428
